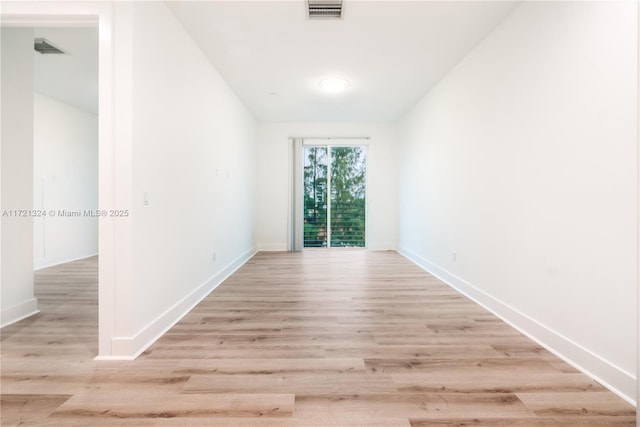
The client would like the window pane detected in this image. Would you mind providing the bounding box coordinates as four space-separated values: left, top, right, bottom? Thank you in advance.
330 146 366 248
303 146 328 247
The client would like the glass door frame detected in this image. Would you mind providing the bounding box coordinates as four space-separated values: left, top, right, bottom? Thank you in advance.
302 139 369 249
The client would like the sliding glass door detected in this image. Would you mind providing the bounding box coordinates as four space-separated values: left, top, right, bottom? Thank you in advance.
303 145 366 248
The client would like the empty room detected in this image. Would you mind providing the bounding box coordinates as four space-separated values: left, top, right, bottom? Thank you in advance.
1 0 638 426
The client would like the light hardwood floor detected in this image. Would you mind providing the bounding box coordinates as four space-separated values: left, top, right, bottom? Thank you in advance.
1 251 635 426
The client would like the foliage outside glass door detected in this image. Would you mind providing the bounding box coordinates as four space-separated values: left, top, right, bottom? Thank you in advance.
303 145 366 248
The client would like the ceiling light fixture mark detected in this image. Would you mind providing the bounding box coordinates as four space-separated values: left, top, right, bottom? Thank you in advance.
319 78 349 93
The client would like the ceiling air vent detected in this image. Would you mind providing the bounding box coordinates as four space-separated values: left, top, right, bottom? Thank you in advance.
34 38 66 55
308 0 343 19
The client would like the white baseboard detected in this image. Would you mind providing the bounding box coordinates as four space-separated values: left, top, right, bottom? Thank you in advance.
34 252 98 271
101 247 257 360
257 243 398 251
397 246 637 406
257 243 288 251
1 298 39 328
367 242 397 251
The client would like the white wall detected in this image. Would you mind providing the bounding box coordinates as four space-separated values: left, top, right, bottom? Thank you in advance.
105 2 257 357
397 1 638 403
256 122 397 251
33 93 98 270
637 5 640 423
1 28 37 327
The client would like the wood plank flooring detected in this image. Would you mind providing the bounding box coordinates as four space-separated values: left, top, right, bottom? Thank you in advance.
1 251 635 426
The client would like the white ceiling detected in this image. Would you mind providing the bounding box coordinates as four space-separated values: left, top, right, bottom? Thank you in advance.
29 2 520 121
33 27 98 114
167 1 520 122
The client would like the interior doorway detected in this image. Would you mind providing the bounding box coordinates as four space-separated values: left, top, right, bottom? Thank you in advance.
1 2 118 358
33 26 99 270
31 26 99 354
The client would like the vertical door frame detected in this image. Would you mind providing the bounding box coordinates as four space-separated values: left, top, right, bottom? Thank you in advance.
0 1 120 358
300 138 369 249
636 0 640 417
